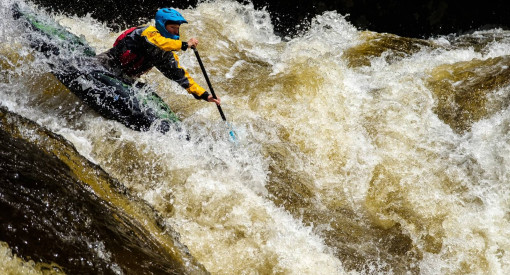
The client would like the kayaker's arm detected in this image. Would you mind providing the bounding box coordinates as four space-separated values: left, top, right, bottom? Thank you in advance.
156 52 211 100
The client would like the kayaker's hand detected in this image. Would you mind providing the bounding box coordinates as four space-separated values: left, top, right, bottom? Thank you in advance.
207 95 221 105
187 38 199 49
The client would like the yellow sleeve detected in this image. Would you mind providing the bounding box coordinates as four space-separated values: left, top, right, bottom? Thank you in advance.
141 26 207 99
172 52 207 97
141 26 183 51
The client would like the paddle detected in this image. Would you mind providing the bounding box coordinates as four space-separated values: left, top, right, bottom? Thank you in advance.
193 47 237 142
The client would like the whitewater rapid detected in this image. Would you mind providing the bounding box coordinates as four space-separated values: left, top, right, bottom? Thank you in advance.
2 0 510 274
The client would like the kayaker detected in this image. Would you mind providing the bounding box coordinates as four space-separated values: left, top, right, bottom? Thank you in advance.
96 7 220 106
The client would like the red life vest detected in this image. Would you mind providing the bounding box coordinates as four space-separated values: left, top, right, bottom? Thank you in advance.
113 27 148 77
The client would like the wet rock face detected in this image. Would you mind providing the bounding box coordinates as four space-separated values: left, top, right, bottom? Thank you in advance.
0 107 207 274
30 0 510 38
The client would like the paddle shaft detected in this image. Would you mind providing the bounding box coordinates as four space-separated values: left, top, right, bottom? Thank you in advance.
193 47 227 121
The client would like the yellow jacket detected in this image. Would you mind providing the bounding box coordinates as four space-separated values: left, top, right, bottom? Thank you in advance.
110 25 208 100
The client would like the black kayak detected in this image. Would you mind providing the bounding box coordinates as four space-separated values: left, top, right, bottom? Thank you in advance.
12 4 180 133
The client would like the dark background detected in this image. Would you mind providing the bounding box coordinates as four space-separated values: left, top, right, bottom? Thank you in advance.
31 0 510 38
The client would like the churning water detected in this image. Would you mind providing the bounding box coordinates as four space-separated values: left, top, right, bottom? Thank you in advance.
1 0 510 274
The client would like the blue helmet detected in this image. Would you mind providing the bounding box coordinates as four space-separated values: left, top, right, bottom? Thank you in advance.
155 8 188 39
